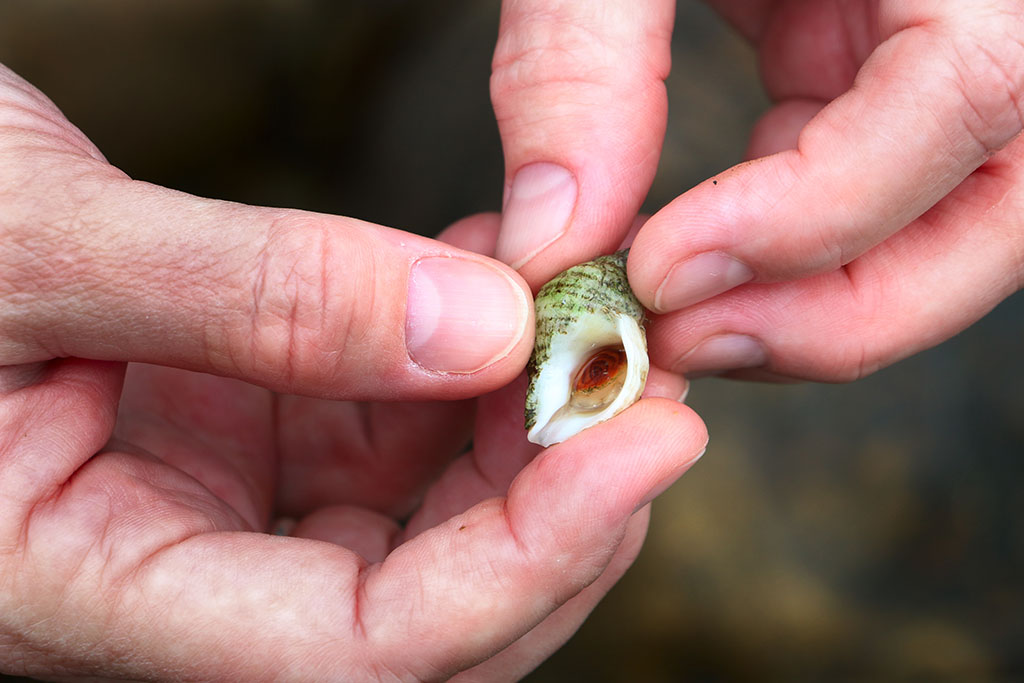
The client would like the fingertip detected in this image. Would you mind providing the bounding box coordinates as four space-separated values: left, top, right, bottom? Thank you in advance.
623 397 709 455
641 364 689 403
513 397 708 534
496 162 578 271
405 252 535 377
435 212 502 256
745 98 823 160
627 153 797 312
356 399 707 678
669 333 769 377
490 2 675 289
627 193 746 311
495 163 627 291
618 214 650 250
291 506 400 564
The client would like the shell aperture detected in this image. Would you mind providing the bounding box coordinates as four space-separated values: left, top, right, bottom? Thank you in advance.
525 250 648 447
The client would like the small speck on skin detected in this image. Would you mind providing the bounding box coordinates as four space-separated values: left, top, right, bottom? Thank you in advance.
712 179 718 185
458 525 467 531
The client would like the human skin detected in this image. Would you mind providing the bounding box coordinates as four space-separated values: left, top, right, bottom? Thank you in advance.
491 0 1024 382
0 63 705 680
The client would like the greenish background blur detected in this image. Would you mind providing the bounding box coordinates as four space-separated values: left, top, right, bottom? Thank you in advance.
1 1 1021 680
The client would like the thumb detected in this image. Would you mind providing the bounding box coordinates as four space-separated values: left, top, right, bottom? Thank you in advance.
3 171 533 400
491 0 675 287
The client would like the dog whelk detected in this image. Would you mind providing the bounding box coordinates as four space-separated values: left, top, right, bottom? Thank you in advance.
525 250 648 447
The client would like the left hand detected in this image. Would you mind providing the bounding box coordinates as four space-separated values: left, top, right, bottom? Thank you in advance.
0 212 702 681
629 0 1024 381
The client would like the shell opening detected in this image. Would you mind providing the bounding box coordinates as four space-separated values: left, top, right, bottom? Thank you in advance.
524 252 648 448
527 312 647 447
569 346 628 412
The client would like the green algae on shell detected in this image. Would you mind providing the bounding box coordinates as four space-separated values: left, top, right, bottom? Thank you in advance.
525 250 648 447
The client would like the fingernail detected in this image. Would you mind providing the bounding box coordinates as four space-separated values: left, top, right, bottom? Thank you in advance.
673 334 767 375
496 163 577 269
678 379 691 403
654 252 753 312
406 257 529 374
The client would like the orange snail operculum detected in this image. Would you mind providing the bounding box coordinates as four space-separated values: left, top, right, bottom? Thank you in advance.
569 347 628 411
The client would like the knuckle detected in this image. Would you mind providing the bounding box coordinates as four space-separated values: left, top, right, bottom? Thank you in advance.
827 343 881 383
0 173 92 363
490 7 670 114
491 15 611 104
945 8 1024 152
0 107 121 362
241 216 378 387
802 328 882 383
820 267 900 383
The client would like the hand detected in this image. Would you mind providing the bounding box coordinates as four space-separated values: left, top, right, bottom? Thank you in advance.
0 64 707 680
491 0 1024 382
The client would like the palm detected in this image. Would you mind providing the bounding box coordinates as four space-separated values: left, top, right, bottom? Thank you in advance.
3 359 578 678
84 360 535 568
114 363 486 534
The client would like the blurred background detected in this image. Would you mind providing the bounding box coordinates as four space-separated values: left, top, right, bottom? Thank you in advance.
1 1 1022 680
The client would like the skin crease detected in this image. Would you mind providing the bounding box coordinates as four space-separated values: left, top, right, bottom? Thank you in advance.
0 59 704 680
492 0 1024 384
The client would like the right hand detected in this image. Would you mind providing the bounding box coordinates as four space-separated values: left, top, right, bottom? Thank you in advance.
489 0 1024 383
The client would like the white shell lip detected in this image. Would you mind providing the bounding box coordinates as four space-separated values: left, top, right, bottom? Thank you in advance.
526 311 648 447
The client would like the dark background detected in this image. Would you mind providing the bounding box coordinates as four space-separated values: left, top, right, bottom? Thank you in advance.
1 1 1022 680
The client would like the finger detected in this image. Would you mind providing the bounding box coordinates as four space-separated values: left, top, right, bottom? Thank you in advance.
291 504 401 564
643 364 690 403
401 373 539 538
745 98 823 159
274 395 476 519
629 3 1024 312
267 212 511 521
0 358 123 534
755 0 879 101
403 360 689 540
453 508 651 682
436 211 502 256
393 374 660 678
491 0 675 287
288 498 653 679
1 174 533 400
0 64 106 162
11 400 704 680
357 398 706 678
650 142 1024 381
114 363 276 530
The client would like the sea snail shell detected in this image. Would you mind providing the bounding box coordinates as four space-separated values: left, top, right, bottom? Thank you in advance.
525 250 649 447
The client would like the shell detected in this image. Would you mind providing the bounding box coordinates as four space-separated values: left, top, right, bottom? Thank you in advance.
525 250 648 447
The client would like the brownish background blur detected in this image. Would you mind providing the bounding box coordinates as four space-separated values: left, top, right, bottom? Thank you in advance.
2 2 1022 681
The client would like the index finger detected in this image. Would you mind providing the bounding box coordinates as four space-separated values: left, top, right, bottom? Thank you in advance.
629 2 1024 312
491 0 675 288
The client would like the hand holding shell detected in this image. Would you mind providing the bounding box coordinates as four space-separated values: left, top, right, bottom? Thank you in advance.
525 251 648 446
